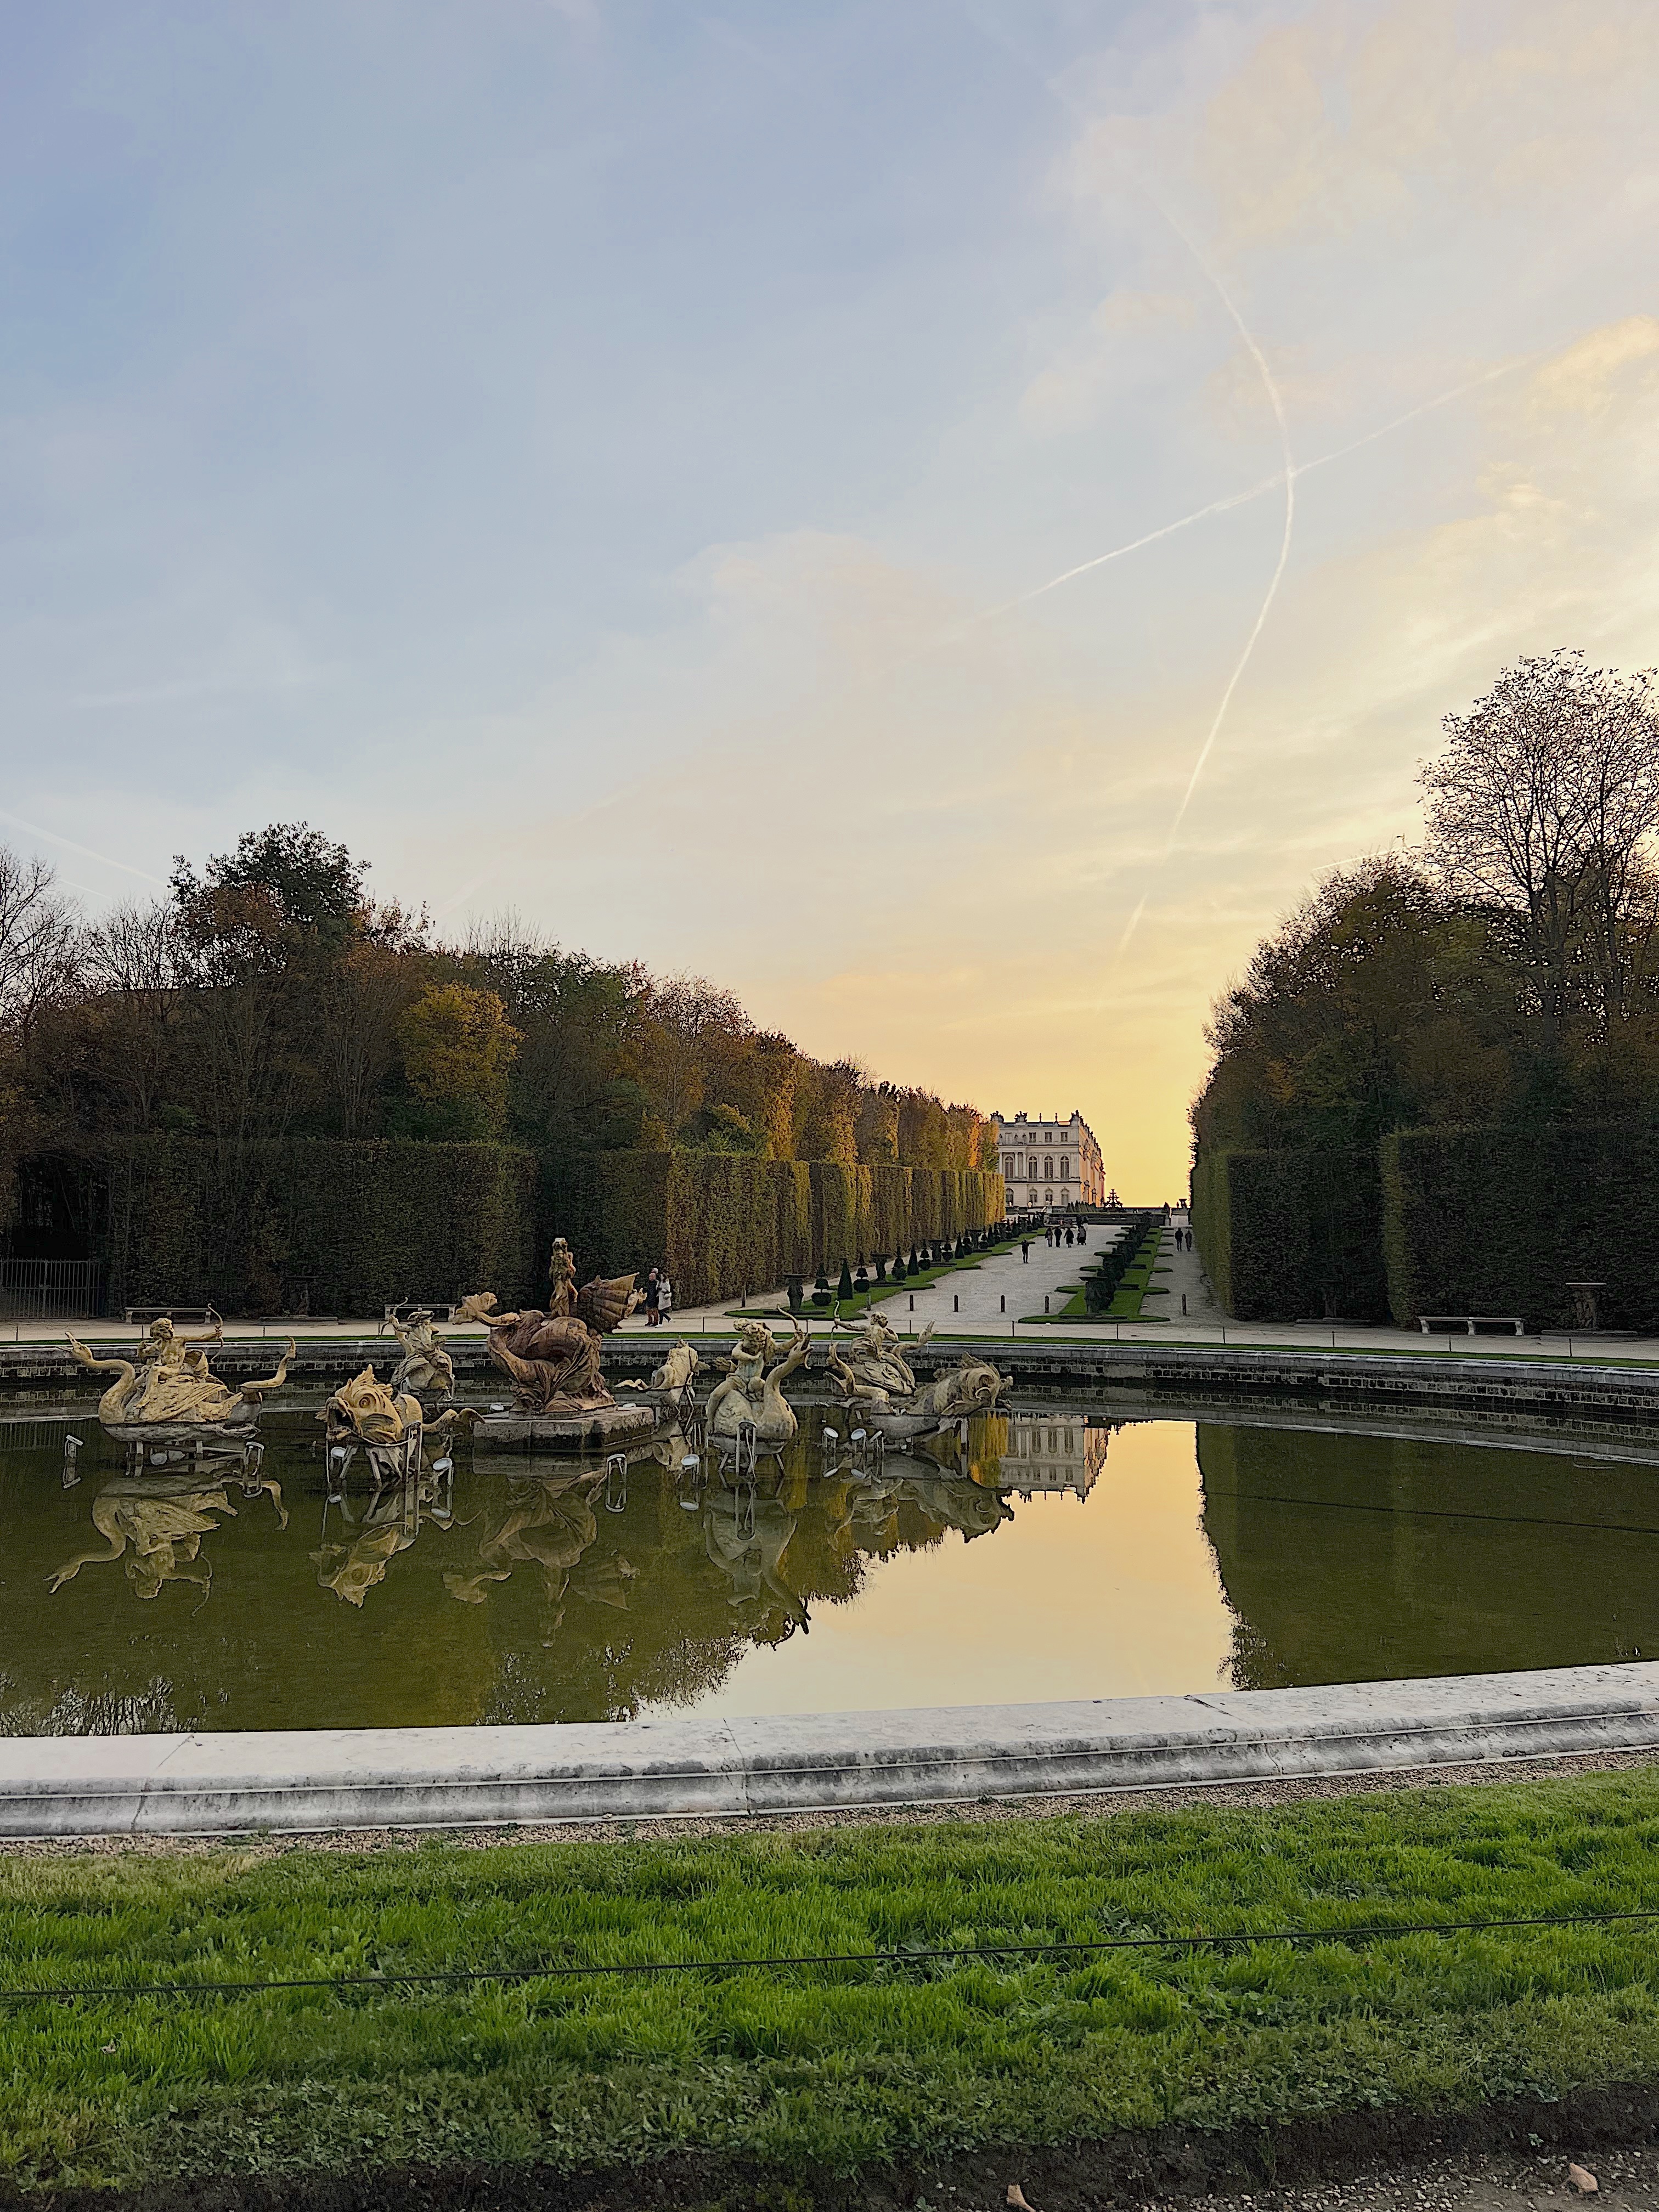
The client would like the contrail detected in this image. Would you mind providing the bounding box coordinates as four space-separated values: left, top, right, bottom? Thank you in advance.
0 807 167 888
975 475 1283 622
997 358 1525 624
1122 181 1295 919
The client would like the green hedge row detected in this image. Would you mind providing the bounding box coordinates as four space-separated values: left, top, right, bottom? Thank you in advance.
1194 1123 1652 1329
1382 1122 1659 1332
47 1142 1005 1317
1190 1144 1385 1322
542 1153 1005 1310
70 1138 539 1316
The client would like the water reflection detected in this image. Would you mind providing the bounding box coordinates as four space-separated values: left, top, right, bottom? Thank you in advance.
47 1465 287 1605
314 1460 456 1609
14 1403 1659 1734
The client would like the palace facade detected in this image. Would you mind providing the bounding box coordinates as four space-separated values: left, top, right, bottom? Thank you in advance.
990 1110 1105 1212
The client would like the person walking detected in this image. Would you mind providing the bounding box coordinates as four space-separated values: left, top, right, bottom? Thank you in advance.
644 1267 661 1327
658 1270 673 1325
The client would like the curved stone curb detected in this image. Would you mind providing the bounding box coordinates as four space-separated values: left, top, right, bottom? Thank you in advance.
4 1662 1658 1837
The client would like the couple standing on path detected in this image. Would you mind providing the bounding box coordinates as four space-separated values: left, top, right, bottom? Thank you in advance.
643 1267 674 1326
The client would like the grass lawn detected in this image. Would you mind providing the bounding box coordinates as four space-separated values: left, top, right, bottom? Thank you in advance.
8 1772 1659 2193
730 1240 1023 1324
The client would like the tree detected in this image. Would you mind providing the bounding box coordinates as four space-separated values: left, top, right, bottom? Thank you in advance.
1419 650 1659 1042
171 822 367 957
397 985 521 1135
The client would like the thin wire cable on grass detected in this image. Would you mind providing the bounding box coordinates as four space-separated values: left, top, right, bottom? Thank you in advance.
5 1908 1659 2007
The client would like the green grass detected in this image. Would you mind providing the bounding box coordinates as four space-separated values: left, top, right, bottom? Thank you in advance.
730 1241 1023 1323
8 1772 1659 2191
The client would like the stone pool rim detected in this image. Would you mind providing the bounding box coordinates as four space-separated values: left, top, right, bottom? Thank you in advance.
3 1662 1658 1838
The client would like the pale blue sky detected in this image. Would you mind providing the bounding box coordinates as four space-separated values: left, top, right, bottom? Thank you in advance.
5 1 1657 1184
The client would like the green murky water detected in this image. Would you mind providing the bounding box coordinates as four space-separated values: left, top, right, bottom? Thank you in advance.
2 1406 1657 1734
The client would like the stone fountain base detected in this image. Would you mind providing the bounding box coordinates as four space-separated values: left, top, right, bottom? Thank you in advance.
472 1402 656 1454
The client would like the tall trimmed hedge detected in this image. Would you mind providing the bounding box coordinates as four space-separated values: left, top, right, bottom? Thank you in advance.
37 1141 1002 1317
1381 1122 1659 1332
1190 1144 1385 1321
540 1153 1004 1310
67 1138 539 1316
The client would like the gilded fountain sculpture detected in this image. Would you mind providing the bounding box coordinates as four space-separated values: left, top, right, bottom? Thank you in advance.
66 1316 295 1448
458 1237 653 1449
825 1310 1008 1441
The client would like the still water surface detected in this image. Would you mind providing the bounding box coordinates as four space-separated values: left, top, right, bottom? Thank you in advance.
2 1406 1656 1735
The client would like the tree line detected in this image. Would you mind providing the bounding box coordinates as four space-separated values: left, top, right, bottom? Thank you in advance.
0 822 995 1221
1193 648 1659 1169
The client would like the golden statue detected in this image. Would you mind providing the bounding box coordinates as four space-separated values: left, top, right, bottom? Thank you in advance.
66 1318 295 1441
825 1309 1008 1440
457 1241 639 1414
705 1318 811 1446
383 1307 456 1399
319 1365 477 1482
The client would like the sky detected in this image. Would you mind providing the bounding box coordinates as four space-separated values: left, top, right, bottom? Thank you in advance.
3 0 1658 1195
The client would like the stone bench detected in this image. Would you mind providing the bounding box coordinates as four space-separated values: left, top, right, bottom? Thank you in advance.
122 1306 217 1328
1418 1314 1526 1336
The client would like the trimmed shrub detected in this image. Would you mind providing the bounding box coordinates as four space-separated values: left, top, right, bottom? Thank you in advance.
1190 1144 1385 1321
1381 1122 1659 1332
64 1138 538 1316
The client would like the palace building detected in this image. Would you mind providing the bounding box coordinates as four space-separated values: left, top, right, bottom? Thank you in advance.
989 1110 1105 1213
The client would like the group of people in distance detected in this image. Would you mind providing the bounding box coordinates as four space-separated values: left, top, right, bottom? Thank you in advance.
1043 1224 1087 1248
641 1266 675 1326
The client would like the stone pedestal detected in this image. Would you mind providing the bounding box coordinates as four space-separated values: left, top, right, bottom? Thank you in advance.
473 1402 656 1454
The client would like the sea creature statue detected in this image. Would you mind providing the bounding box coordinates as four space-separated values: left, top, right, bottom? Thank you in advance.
704 1319 811 1446
825 1311 1009 1442
47 1468 287 1601
319 1366 478 1483
66 1319 295 1442
904 1355 1011 1425
323 1365 422 1449
383 1306 456 1400
456 1238 639 1414
617 1338 701 1409
830 1311 934 1401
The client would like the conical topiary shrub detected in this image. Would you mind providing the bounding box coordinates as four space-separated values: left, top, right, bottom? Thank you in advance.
837 1258 855 1304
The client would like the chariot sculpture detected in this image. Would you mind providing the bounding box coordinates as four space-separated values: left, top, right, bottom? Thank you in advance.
66 1316 294 1448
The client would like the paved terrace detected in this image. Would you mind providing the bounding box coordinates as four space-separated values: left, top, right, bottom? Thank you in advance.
7 1225 1656 1365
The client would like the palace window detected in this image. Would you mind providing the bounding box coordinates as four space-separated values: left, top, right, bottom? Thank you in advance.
1059 1156 1069 1179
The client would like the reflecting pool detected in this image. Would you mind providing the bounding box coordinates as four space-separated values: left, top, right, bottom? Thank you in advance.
3 1404 1657 1735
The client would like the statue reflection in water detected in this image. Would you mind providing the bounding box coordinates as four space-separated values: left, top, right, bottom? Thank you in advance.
312 1460 457 1607
48 1458 288 1608
443 1464 636 1646
701 1455 810 1637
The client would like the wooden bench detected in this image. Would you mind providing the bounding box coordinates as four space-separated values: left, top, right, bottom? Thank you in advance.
123 1306 217 1328
1417 1314 1525 1336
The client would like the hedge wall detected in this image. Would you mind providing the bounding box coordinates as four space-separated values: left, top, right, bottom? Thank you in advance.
1190 1144 1386 1322
1381 1121 1659 1332
69 1138 540 1316
37 1141 1003 1317
540 1153 1004 1310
